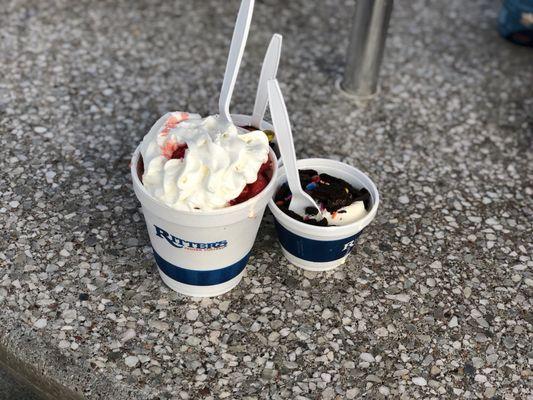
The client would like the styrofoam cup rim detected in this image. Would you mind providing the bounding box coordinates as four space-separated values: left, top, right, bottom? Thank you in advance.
231 113 274 133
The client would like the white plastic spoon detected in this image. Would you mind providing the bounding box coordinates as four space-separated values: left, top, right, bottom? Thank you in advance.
218 0 255 125
250 34 282 129
267 79 323 218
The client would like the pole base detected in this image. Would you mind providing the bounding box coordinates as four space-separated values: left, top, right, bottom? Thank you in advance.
336 78 380 102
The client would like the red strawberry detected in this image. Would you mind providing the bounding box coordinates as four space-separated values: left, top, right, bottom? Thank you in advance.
161 141 188 159
229 174 268 205
258 160 271 176
161 141 176 158
247 173 268 198
171 143 188 160
229 186 250 206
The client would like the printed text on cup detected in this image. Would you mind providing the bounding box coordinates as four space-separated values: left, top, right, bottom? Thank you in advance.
155 226 228 251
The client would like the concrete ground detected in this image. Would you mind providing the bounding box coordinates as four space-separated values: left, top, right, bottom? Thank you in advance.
0 0 531 399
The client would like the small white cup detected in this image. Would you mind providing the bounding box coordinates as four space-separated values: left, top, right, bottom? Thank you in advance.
131 144 278 297
268 158 379 271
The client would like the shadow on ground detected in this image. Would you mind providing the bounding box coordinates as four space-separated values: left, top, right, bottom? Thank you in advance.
0 366 43 400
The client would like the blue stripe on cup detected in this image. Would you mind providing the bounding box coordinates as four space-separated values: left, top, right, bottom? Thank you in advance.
153 250 250 286
274 220 362 263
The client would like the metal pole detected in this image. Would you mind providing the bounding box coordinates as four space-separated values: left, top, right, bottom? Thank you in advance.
341 0 393 98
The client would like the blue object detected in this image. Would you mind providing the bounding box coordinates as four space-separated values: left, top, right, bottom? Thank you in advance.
274 220 363 263
305 182 317 191
153 249 249 286
499 0 533 46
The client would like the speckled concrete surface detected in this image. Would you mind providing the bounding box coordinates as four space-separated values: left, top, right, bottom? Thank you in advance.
1 0 532 399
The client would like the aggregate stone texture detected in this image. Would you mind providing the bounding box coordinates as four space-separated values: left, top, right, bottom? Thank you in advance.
1 0 532 399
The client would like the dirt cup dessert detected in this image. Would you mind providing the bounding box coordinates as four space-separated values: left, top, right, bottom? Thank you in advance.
268 158 379 271
274 169 371 226
131 111 278 297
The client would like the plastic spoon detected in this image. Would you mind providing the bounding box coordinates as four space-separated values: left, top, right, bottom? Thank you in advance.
250 34 282 129
218 0 255 125
267 79 323 218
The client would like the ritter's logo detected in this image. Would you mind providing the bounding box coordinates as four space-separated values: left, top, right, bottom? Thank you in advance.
342 240 356 252
342 232 363 252
155 226 227 251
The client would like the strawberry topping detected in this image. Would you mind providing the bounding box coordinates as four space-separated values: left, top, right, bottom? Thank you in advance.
161 141 188 159
170 143 188 160
160 112 190 136
258 159 272 175
160 113 190 157
229 160 271 205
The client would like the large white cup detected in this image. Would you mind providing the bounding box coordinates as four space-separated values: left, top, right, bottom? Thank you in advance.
268 158 379 271
131 144 278 297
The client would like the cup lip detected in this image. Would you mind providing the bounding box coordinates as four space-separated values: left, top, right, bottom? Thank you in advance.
268 158 380 237
131 144 279 217
231 113 274 132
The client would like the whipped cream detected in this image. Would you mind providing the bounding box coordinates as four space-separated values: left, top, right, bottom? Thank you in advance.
140 112 270 211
